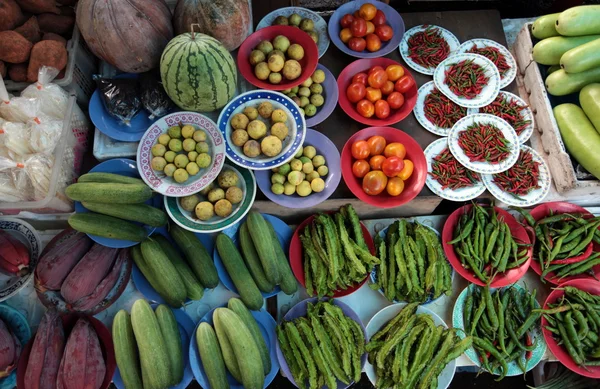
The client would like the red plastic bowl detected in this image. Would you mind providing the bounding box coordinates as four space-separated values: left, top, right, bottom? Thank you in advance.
340 127 427 208
337 58 417 126
17 314 116 389
542 279 600 378
289 213 375 298
237 25 319 91
527 202 600 285
442 204 532 287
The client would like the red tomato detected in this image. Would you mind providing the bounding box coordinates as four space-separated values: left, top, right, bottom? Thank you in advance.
367 135 386 155
375 24 393 42
356 99 375 118
351 140 370 160
353 10 361 18
352 159 370 178
348 37 366 52
351 18 367 38
384 142 406 159
381 80 394 95
359 3 377 21
346 82 366 103
398 159 414 181
362 170 388 195
369 155 386 170
372 10 386 25
340 28 353 43
365 87 382 103
352 72 368 85
374 100 391 119
387 91 405 110
365 33 381 52
368 65 384 75
368 69 388 89
366 21 375 35
340 13 354 28
386 177 405 196
386 64 405 82
394 75 415 94
382 156 405 178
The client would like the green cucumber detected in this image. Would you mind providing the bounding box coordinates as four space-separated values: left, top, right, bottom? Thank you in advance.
78 172 145 185
131 299 172 389
548 65 561 74
65 182 153 204
68 213 147 242
154 235 204 301
580 83 600 134
246 212 280 284
532 35 600 65
265 221 298 295
556 5 600 36
532 13 560 39
554 104 600 179
239 221 275 293
131 245 174 306
112 310 143 389
169 223 219 288
216 233 264 310
140 239 187 307
227 298 271 374
155 305 184 386
81 202 167 227
214 308 265 389
546 67 600 96
213 309 243 382
560 38 600 73
197 323 229 389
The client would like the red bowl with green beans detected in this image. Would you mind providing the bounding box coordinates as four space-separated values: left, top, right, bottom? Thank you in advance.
442 204 532 288
541 279 600 378
527 202 600 285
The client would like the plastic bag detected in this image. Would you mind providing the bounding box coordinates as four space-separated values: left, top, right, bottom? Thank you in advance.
28 115 63 155
95 76 141 126
0 172 25 202
21 67 70 120
140 71 173 120
0 121 32 157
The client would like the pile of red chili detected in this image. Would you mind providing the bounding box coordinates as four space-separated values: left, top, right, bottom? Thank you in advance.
493 150 540 196
430 147 480 190
407 26 450 69
458 122 511 163
424 88 467 129
444 59 489 99
481 95 531 136
467 44 510 78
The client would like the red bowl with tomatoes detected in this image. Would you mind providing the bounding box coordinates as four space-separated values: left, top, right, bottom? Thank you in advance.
337 58 417 126
341 126 426 208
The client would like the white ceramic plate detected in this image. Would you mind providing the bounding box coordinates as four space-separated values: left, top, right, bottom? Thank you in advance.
256 6 330 58
365 303 456 389
448 113 519 174
481 145 551 207
413 81 468 137
399 25 461 75
467 91 535 144
424 138 486 201
433 53 501 109
457 38 517 89
137 112 226 197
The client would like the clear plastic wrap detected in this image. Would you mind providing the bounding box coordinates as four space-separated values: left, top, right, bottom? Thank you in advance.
1 121 32 157
0 172 24 202
140 70 173 120
28 115 63 155
23 153 55 201
94 76 141 126
21 67 70 120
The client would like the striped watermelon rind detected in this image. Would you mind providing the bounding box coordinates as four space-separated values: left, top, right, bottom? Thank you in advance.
160 33 238 112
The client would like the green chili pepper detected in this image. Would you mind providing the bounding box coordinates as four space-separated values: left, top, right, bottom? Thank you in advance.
483 286 499 330
448 219 474 245
473 337 508 381
557 321 584 366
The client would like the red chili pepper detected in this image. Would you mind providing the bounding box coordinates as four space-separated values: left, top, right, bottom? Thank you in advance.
481 94 532 136
458 122 511 164
525 333 533 360
407 26 451 69
424 87 467 129
467 44 511 78
492 150 540 196
430 147 480 190
444 59 489 99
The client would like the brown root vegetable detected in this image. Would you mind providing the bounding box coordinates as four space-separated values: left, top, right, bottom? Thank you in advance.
8 63 27 81
15 0 60 14
27 39 67 81
0 61 6 78
42 32 66 46
0 0 23 31
14 16 42 43
37 13 74 35
0 31 33 63
58 5 73 15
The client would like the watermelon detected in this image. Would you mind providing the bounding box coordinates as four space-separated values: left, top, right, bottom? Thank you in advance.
160 33 237 112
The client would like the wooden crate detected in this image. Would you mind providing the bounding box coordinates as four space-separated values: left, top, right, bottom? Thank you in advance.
513 23 600 196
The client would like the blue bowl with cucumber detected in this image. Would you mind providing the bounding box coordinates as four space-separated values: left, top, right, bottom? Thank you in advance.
69 158 167 249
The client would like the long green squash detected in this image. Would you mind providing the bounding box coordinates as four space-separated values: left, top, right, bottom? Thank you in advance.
155 305 184 385
140 239 187 307
239 221 275 293
213 309 243 382
112 310 143 389
65 182 153 204
170 223 219 288
197 323 229 389
246 212 280 284
81 202 167 227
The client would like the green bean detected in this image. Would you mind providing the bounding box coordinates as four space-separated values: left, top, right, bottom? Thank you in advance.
386 231 397 301
286 322 318 389
297 319 337 389
416 332 456 389
404 237 423 295
375 315 417 369
309 315 349 384
276 325 305 384
371 302 417 342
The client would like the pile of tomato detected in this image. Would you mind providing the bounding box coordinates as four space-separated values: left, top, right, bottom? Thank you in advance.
346 64 415 119
338 3 394 52
351 135 414 196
